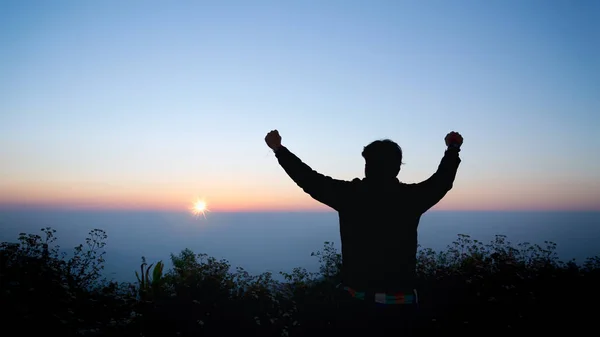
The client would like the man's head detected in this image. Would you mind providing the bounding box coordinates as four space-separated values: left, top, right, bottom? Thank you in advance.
362 139 403 179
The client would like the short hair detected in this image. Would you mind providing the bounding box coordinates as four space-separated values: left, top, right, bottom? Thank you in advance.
362 139 403 178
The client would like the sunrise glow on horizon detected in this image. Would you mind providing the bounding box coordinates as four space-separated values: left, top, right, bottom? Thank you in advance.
0 180 598 213
1 1 599 213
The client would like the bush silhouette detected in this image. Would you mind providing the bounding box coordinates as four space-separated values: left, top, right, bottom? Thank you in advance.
1 227 598 336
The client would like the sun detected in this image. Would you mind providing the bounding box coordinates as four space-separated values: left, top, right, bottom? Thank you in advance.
194 200 206 213
190 199 210 218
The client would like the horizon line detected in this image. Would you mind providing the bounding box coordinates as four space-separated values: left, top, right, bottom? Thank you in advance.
0 203 598 213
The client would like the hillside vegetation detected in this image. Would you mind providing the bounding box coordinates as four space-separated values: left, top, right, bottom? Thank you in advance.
1 227 598 336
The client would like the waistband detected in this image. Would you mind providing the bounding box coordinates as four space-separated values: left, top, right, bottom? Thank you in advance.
339 284 418 305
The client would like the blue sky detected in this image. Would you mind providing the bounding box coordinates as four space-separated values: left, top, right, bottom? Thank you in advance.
1 0 599 211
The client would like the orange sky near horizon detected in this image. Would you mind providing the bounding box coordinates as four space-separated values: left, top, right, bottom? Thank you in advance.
1 178 598 212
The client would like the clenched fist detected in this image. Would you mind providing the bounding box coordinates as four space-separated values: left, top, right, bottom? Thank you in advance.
265 130 282 151
445 131 463 149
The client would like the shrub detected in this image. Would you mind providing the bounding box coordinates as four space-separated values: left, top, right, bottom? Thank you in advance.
1 228 598 336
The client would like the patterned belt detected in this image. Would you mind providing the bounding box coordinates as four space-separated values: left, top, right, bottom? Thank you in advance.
341 285 418 305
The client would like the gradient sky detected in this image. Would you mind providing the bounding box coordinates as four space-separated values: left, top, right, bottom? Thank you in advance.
1 0 599 212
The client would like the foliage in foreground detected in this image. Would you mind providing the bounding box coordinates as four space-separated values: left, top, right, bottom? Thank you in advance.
1 227 599 336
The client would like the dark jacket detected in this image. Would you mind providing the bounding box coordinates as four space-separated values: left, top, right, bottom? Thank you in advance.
275 146 461 292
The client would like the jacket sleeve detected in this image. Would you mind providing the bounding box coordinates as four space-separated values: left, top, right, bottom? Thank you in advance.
274 146 351 210
413 148 461 214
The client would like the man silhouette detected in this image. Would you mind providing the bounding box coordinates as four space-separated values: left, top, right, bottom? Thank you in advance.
265 130 463 336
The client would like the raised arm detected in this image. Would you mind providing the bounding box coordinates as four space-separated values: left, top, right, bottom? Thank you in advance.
413 132 463 214
265 130 350 210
